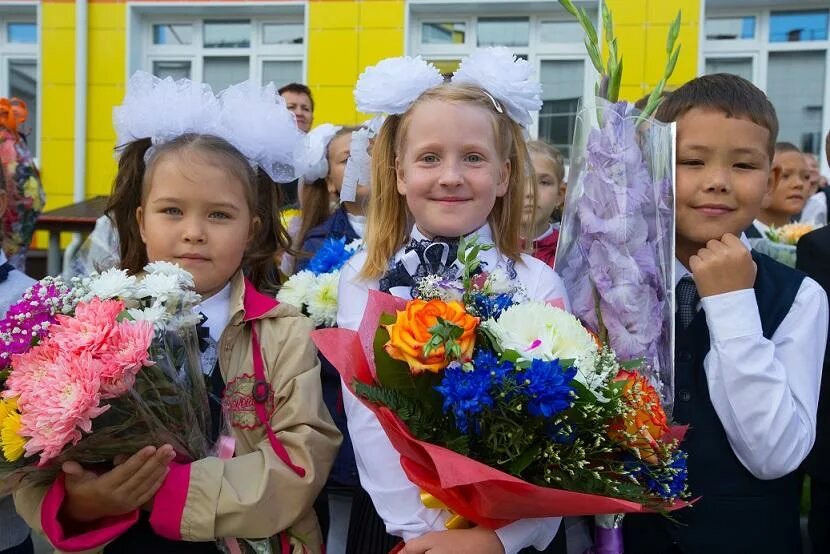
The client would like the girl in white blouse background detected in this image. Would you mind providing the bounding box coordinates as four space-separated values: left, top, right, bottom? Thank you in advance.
336 51 569 554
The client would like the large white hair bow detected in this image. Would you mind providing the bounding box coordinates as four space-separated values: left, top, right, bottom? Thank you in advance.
295 123 343 183
351 48 542 128
114 71 302 182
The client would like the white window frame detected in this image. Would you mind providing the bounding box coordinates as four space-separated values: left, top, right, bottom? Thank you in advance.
0 3 39 157
409 9 597 142
703 5 830 170
128 3 306 89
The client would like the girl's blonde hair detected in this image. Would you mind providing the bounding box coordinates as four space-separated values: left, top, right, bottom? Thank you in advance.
360 83 530 279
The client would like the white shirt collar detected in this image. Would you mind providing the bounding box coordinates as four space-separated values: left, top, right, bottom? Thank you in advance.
346 212 367 239
752 219 770 237
674 233 753 286
409 223 493 244
0 250 6 266
197 282 232 342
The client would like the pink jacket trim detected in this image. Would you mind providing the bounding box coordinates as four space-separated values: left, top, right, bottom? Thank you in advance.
149 462 191 540
242 278 279 322
41 473 140 552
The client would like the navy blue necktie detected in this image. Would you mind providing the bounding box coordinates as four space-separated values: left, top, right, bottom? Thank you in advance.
677 276 700 328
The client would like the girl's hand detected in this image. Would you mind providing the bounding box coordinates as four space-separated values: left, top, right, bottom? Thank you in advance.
61 445 176 523
401 527 505 554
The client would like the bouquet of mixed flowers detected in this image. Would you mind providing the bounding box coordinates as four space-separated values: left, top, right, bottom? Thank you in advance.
313 239 688 537
753 223 816 268
277 237 363 327
0 262 211 492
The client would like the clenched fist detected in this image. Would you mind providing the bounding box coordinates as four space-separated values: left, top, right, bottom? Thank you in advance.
689 234 757 298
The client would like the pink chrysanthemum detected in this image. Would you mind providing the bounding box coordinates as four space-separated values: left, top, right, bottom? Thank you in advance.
49 298 124 353
4 342 67 406
17 350 109 465
98 320 155 398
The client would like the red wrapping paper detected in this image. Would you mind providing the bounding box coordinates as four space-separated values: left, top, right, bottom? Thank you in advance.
312 290 687 528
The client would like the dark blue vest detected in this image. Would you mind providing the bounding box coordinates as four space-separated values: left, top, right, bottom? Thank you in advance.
624 252 806 554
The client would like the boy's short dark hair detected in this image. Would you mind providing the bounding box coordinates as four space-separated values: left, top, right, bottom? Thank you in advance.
656 73 778 158
278 83 314 111
774 142 801 154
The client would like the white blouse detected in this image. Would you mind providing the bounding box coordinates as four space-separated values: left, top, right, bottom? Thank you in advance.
336 224 569 553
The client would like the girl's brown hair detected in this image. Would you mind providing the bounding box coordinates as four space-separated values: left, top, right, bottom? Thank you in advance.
360 83 530 280
108 133 290 292
294 125 359 252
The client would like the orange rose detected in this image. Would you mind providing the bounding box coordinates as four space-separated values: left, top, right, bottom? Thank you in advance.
384 299 478 374
609 369 669 463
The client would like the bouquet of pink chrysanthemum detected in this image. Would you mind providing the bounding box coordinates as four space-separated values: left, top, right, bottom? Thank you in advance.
0 262 212 492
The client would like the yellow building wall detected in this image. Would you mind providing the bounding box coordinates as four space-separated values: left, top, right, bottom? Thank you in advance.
307 0 406 126
37 0 125 247
605 0 701 103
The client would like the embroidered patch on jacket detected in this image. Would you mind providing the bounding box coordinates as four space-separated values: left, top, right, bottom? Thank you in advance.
223 373 278 430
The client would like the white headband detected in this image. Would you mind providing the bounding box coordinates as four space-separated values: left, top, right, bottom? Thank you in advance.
352 47 542 129
114 71 302 182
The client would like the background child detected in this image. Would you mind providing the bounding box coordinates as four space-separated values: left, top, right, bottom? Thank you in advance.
13 81 340 553
523 140 566 267
624 73 828 553
291 125 364 274
747 142 809 238
337 52 567 554
0 187 35 554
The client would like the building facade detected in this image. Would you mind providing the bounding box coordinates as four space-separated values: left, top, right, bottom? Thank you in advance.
0 0 828 218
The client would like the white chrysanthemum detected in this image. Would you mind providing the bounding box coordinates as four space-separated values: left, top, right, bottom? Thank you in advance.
354 56 444 115
167 311 204 331
452 47 542 128
482 302 599 386
306 271 340 327
145 261 196 288
484 268 513 295
136 272 182 302
85 268 136 300
276 270 316 310
127 301 169 330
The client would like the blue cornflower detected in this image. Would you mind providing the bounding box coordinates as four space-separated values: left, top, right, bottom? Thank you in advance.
518 359 577 418
624 450 688 500
472 348 513 383
546 422 576 444
470 293 515 319
435 362 494 434
308 237 355 275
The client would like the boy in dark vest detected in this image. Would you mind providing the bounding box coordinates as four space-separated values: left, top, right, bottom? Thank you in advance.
624 73 828 553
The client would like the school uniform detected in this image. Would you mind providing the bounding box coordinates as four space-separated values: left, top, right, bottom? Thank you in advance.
0 250 35 554
796 225 830 553
530 223 560 269
624 236 828 553
337 224 569 554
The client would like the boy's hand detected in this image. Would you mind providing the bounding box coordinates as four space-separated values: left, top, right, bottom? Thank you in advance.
61 445 175 523
401 527 505 554
689 234 757 298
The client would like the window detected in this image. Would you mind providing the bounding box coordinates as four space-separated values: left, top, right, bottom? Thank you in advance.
703 8 830 159
477 17 529 47
421 22 466 45
539 21 585 44
705 16 755 40
769 9 828 43
0 14 39 155
539 60 584 158
767 50 826 153
704 57 753 81
141 13 304 92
